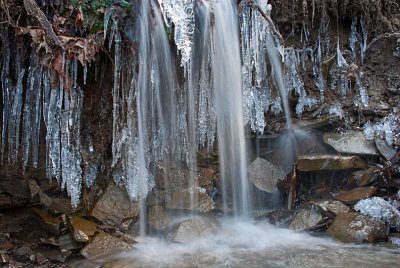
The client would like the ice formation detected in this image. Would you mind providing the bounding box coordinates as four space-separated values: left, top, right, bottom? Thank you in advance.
355 197 400 230
363 110 399 145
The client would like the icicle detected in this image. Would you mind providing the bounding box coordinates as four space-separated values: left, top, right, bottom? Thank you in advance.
83 65 87 85
360 18 368 65
103 7 114 42
160 0 195 64
349 17 358 62
61 88 84 207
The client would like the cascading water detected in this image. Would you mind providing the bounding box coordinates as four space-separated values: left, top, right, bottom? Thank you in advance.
207 0 250 217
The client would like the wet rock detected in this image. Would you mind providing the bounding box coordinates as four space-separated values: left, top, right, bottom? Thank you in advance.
59 234 81 251
81 232 134 260
31 207 62 235
349 167 376 187
35 252 48 265
0 175 30 209
323 131 378 155
316 200 350 217
67 215 98 243
166 188 215 213
354 197 400 229
326 212 388 243
49 197 74 215
16 245 33 256
334 187 377 205
173 216 220 243
0 233 13 251
375 138 397 160
155 160 189 190
0 252 9 264
148 205 170 231
389 233 400 246
27 179 52 207
297 155 367 171
248 157 287 193
289 208 323 231
91 182 140 231
198 168 216 191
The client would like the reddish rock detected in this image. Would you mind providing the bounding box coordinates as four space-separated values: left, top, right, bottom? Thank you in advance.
334 187 376 205
297 155 367 172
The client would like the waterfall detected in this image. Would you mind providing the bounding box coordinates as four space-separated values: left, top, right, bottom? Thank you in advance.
207 0 250 217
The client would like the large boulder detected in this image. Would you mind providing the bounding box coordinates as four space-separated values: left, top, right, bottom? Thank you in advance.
326 212 388 243
91 182 140 231
173 216 220 243
155 160 189 190
289 208 323 231
334 187 376 205
323 131 378 155
166 188 215 213
297 155 367 171
248 157 287 193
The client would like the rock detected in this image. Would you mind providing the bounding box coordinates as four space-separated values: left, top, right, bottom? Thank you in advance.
289 208 323 231
91 182 140 231
67 214 98 243
49 197 74 215
323 131 378 155
316 200 350 217
173 216 220 243
248 157 287 193
0 252 9 264
297 155 367 171
81 232 134 260
59 234 81 251
349 167 376 187
27 179 52 207
31 207 62 235
334 187 377 205
148 205 170 231
166 188 215 213
155 160 189 190
326 212 388 243
0 174 30 209
16 245 33 256
389 233 400 246
35 252 48 265
375 138 396 160
198 168 216 191
354 197 400 229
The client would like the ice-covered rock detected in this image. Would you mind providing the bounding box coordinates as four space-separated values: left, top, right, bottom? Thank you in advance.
354 197 400 230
